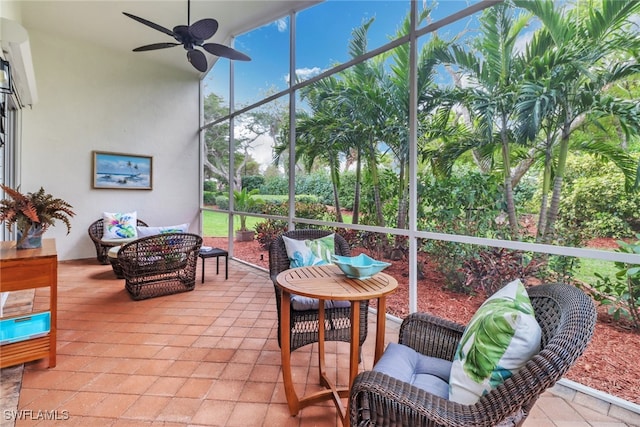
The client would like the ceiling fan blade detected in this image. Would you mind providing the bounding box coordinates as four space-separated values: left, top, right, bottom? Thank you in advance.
189 18 218 41
202 43 251 61
123 12 175 38
187 49 208 72
133 43 180 52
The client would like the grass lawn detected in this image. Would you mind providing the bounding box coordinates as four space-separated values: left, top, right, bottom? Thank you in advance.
202 210 353 236
202 210 262 236
576 257 617 286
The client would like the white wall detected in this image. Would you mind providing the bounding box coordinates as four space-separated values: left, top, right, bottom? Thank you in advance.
19 28 201 261
0 0 22 21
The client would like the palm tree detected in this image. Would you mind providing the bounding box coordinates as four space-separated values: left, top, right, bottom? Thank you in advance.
432 1 532 238
338 17 388 227
273 18 390 227
515 0 640 243
425 0 640 245
336 9 448 235
293 83 349 223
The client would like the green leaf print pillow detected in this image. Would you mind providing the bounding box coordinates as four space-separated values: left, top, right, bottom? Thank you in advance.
283 234 335 268
449 279 541 404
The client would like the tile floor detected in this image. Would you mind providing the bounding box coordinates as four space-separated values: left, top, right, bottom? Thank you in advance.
1 258 635 426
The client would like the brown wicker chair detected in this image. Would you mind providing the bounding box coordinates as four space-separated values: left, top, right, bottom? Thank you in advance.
117 232 202 300
269 229 369 353
350 283 597 427
88 218 148 264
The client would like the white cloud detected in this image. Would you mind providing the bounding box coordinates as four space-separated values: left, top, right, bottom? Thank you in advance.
285 66 323 84
296 66 322 80
233 120 276 171
276 18 287 32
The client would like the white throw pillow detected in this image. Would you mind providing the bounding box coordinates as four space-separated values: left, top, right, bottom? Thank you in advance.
102 211 138 240
137 223 189 238
283 234 335 268
448 279 541 404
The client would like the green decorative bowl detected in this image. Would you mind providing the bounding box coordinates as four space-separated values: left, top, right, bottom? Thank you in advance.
331 253 391 279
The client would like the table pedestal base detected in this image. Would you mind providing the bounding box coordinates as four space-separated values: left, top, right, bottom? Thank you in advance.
281 295 353 425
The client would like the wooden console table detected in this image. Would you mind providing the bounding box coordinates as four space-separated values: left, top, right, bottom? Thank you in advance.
0 239 57 368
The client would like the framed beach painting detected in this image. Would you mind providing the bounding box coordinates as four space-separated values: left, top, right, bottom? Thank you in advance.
92 151 153 190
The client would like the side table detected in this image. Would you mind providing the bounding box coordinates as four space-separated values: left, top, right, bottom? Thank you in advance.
1 239 57 368
276 264 397 426
199 247 228 282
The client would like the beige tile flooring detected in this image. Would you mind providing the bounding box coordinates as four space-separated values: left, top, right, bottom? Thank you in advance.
0 258 635 426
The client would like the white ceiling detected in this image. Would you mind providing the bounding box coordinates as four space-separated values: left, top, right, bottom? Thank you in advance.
16 0 319 75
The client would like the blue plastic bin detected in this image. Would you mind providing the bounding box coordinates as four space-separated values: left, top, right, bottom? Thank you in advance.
0 312 50 345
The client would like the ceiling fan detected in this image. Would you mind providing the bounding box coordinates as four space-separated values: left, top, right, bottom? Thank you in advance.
123 0 251 72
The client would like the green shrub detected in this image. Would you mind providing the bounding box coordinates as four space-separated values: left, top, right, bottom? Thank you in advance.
296 194 320 204
215 196 229 210
295 201 330 220
337 172 357 210
242 175 265 192
583 213 632 239
558 158 640 239
203 181 217 192
263 201 288 216
591 235 640 331
261 173 333 205
295 172 334 205
418 170 507 292
260 176 289 195
203 191 216 205
260 195 289 204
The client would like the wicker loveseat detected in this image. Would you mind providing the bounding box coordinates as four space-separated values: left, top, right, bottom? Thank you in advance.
117 232 202 300
349 283 597 427
88 217 148 264
268 229 369 354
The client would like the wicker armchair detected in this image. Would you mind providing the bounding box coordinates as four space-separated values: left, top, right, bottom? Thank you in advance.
269 229 369 353
88 218 148 264
350 283 597 427
117 232 202 300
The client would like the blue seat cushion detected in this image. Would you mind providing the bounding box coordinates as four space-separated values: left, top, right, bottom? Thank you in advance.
290 294 351 311
373 342 452 399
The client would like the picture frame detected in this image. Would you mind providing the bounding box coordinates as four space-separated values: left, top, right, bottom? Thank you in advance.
92 151 153 190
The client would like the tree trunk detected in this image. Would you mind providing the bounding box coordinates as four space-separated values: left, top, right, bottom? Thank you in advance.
536 142 554 241
500 115 518 238
368 136 385 227
541 126 571 244
352 148 362 225
330 155 344 223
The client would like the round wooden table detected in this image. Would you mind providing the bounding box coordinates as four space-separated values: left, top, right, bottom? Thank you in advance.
276 264 397 427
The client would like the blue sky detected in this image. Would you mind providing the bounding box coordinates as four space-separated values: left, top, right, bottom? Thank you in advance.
95 153 151 176
203 0 482 107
